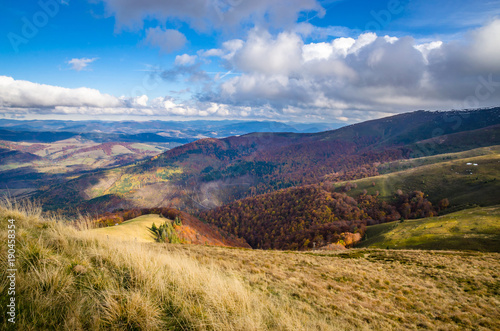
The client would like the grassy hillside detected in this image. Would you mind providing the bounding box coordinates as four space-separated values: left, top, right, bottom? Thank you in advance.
1 200 499 330
335 151 500 209
358 206 500 251
377 145 500 174
93 212 250 248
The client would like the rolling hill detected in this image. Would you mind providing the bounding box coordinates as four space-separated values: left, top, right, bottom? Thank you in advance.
0 118 341 136
0 128 192 145
0 139 167 199
358 205 500 252
0 147 42 169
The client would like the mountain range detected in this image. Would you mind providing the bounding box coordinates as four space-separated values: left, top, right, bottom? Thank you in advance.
29 108 500 214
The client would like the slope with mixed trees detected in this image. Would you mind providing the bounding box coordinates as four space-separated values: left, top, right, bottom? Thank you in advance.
0 138 167 199
199 184 444 250
333 147 500 211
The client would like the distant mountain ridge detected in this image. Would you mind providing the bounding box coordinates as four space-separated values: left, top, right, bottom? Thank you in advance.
0 119 343 138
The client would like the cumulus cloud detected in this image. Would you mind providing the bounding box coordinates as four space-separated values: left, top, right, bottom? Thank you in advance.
143 27 186 53
233 29 303 76
127 95 149 107
67 57 98 71
175 54 197 66
98 0 323 31
198 19 500 120
414 41 442 64
0 76 122 109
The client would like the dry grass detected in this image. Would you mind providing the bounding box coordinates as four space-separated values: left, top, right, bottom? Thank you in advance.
1 199 499 330
165 245 500 330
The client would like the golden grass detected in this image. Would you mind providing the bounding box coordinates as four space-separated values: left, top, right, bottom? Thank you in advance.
1 199 499 330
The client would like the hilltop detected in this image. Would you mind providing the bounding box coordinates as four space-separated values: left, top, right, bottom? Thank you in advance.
93 210 250 248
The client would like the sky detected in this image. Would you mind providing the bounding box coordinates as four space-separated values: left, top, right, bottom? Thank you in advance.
1 0 500 123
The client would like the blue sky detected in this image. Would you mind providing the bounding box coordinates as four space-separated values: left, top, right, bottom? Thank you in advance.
1 0 500 122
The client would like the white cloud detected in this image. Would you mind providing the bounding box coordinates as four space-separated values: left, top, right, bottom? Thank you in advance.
200 48 225 57
143 27 186 53
0 76 250 119
0 76 122 108
200 39 244 60
468 18 500 70
383 36 398 44
346 32 377 55
233 29 303 75
414 41 442 64
66 57 98 71
128 95 149 107
175 54 197 66
302 42 333 62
